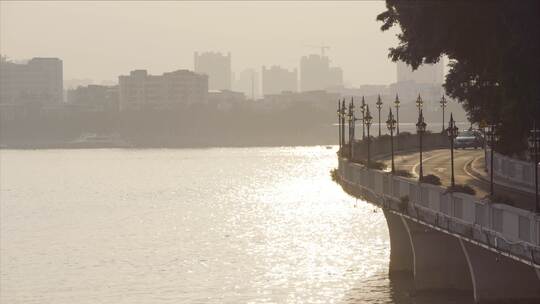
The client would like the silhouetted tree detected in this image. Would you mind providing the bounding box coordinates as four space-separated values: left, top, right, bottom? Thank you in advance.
377 0 540 154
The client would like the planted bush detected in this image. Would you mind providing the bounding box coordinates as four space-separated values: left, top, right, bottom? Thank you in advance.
359 159 387 170
399 196 409 212
421 174 441 186
447 184 476 195
397 131 412 137
330 168 340 183
393 169 414 178
368 161 387 170
488 194 515 206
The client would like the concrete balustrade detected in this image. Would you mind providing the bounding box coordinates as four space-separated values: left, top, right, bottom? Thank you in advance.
337 157 540 303
486 149 539 194
339 159 540 248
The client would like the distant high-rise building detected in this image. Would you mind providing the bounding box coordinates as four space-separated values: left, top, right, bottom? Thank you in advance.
234 69 260 99
67 84 119 111
0 57 63 104
261 66 297 96
300 54 343 91
194 51 231 91
397 60 444 84
328 67 343 88
118 69 208 111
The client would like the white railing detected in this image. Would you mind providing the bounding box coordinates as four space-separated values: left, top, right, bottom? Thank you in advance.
486 149 539 194
339 158 540 249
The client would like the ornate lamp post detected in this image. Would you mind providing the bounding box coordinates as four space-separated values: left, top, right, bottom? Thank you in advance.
416 94 424 114
416 109 427 181
337 99 342 153
347 100 353 158
386 107 397 173
376 95 383 136
341 99 346 149
446 113 459 187
361 96 366 140
528 123 539 213
394 94 400 135
440 95 448 133
365 105 373 166
487 123 500 196
348 99 356 160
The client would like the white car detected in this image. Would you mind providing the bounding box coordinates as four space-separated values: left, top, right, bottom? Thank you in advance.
455 130 483 149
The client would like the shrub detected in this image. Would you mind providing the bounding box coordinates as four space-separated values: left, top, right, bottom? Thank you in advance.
368 161 387 170
359 159 387 170
330 168 340 183
398 131 412 137
448 184 476 195
421 174 441 186
394 169 414 178
399 196 409 212
488 194 515 206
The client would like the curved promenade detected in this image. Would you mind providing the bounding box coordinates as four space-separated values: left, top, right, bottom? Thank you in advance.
337 135 540 303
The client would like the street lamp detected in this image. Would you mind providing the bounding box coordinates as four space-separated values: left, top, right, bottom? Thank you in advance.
337 99 342 153
361 96 366 140
487 123 500 196
528 122 539 213
440 95 448 133
348 99 356 160
341 99 346 149
386 107 397 173
365 105 373 166
376 95 383 137
446 113 459 187
416 94 424 114
394 94 400 135
416 109 427 181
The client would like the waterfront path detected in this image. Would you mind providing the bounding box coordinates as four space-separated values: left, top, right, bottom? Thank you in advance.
379 148 537 211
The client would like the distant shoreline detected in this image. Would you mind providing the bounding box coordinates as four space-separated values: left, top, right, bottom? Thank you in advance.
0 140 338 150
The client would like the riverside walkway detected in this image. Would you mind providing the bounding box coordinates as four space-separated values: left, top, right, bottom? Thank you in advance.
336 133 540 303
379 148 537 211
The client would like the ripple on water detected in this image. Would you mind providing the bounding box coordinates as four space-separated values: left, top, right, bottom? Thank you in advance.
0 147 472 303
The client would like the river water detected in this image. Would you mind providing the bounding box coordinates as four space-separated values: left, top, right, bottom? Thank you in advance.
0 147 472 303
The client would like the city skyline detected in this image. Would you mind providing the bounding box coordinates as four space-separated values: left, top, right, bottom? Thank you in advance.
0 1 403 85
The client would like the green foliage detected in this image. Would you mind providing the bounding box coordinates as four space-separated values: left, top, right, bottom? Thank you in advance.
488 194 515 206
397 131 412 137
448 184 476 195
330 168 340 183
377 1 540 154
359 159 387 170
399 195 409 212
421 174 442 186
394 169 414 178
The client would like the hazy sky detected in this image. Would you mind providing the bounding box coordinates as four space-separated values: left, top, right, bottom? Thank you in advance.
0 1 401 85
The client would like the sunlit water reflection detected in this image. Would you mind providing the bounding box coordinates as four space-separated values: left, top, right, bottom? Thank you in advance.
0 147 471 303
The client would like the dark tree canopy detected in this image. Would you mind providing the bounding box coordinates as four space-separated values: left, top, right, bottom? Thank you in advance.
377 0 540 155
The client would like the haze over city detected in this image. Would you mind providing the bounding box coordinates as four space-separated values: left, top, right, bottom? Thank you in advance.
0 1 401 85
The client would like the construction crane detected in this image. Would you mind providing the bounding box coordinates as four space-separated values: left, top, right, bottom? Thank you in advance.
304 45 331 57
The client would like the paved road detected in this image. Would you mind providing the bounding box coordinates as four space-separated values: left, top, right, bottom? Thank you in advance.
381 148 536 211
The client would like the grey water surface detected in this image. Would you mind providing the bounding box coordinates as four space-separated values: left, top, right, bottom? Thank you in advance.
0 147 472 303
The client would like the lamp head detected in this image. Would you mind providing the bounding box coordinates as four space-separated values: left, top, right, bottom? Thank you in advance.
364 105 373 128
416 109 427 132
440 95 448 107
386 108 396 131
416 94 423 109
376 95 383 109
446 113 458 138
